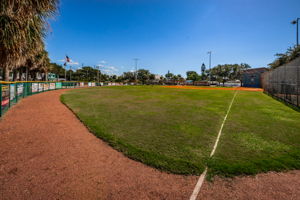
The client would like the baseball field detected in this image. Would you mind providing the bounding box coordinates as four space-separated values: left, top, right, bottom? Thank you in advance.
61 86 300 177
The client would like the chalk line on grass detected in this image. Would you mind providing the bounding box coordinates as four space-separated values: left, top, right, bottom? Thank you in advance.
189 90 238 200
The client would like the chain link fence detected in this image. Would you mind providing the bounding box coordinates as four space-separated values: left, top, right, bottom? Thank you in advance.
262 57 300 108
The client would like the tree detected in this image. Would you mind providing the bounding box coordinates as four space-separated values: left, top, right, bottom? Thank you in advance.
49 63 66 78
72 66 99 81
186 71 200 81
0 0 58 80
149 74 155 80
137 69 151 84
177 74 185 82
165 71 174 80
122 71 135 82
201 63 206 80
268 45 300 69
207 63 251 85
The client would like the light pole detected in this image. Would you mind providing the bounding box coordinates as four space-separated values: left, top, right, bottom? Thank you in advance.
207 51 212 82
134 58 139 82
291 18 300 46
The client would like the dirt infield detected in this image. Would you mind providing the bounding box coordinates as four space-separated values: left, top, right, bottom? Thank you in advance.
162 85 263 92
0 89 299 200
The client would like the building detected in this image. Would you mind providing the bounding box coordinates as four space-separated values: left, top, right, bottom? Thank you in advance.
241 68 268 88
48 73 58 81
154 74 162 80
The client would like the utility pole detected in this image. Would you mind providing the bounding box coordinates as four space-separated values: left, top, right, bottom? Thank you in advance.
291 18 300 46
134 58 139 82
207 51 212 82
97 65 100 83
94 65 96 81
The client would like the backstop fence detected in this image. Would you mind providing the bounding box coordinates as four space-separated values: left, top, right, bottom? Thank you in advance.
0 81 103 117
262 57 300 108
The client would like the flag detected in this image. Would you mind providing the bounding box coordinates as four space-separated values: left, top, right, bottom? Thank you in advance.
66 55 70 63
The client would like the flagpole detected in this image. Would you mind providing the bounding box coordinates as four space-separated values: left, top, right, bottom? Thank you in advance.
64 65 67 81
69 65 72 81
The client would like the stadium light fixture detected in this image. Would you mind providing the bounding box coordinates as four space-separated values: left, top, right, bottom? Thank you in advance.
291 18 299 46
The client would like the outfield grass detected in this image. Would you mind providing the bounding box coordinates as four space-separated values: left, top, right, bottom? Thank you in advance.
208 91 300 177
61 86 300 176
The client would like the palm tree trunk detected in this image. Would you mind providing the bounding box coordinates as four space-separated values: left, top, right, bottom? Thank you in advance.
4 66 10 81
13 70 17 81
45 72 48 81
1 68 4 81
18 68 23 81
26 67 29 81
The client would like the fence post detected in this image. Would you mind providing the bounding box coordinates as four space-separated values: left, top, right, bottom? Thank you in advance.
30 82 32 95
16 82 18 103
8 84 11 108
23 82 25 98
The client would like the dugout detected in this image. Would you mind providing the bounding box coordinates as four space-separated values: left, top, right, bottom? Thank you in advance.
241 68 268 88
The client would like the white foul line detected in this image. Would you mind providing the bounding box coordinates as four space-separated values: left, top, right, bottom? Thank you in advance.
189 91 238 200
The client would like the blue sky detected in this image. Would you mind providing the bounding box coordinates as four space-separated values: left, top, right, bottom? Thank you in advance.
46 0 300 76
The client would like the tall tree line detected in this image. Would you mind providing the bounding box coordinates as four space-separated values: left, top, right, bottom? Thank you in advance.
186 63 251 83
268 45 300 69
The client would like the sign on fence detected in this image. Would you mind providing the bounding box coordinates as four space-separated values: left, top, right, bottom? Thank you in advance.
55 82 62 89
32 83 38 93
38 83 44 92
50 83 55 90
10 84 15 100
44 83 49 91
1 85 9 109
17 84 24 96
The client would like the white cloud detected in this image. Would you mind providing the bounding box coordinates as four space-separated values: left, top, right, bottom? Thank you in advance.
100 65 119 75
69 60 79 65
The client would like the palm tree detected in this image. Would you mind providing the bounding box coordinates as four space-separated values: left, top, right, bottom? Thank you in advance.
35 50 51 81
0 0 58 81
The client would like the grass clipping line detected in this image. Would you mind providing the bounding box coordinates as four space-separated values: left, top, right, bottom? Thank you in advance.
189 90 238 200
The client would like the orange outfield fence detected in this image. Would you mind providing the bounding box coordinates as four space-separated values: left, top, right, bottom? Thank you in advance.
161 85 263 92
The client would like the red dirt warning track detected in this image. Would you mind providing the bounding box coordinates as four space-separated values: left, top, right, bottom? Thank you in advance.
0 89 299 200
162 85 263 92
